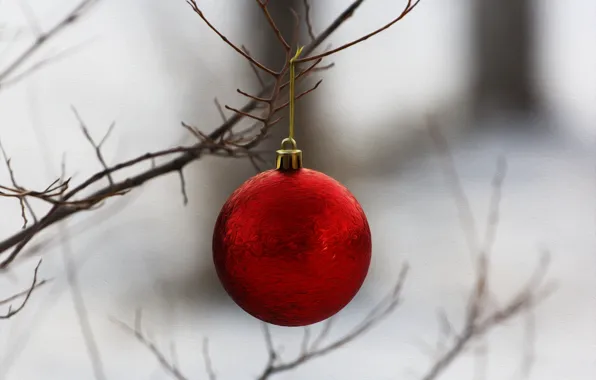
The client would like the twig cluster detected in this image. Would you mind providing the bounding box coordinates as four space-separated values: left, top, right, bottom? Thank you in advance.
0 0 420 271
256 265 408 380
416 122 554 380
113 266 408 380
1 2 554 380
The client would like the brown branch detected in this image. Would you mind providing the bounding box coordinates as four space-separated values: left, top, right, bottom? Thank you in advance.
224 105 266 122
186 0 277 76
0 0 376 268
0 278 49 307
274 79 322 113
236 88 270 103
302 0 316 42
241 45 266 89
256 0 291 51
280 58 323 90
177 169 188 206
257 265 409 380
297 0 421 63
0 259 42 319
213 98 227 122
0 140 36 228
72 107 114 186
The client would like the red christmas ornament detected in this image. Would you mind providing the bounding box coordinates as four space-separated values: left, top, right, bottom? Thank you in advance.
212 47 370 326
212 162 371 326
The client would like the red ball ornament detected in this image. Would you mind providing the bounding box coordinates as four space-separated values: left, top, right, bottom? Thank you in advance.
212 143 371 326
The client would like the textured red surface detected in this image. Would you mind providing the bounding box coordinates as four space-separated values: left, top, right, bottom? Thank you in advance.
212 168 371 327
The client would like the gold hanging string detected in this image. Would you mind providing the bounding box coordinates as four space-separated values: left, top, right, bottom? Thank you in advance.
275 46 304 171
288 46 304 141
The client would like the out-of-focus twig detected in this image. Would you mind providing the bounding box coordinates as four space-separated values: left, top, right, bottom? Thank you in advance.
257 265 409 380
59 226 106 380
0 0 99 90
419 121 554 380
111 310 189 380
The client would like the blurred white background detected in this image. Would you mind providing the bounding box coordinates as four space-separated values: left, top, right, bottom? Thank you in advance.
1 0 595 379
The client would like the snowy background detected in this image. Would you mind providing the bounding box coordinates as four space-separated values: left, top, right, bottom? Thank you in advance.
1 0 595 379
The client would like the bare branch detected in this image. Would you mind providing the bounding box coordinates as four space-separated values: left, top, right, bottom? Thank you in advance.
59 227 106 380
0 278 49 307
427 125 479 258
482 155 507 253
15 2 41 37
186 0 277 76
213 98 227 122
236 88 270 103
111 312 189 380
0 0 379 268
279 58 323 90
72 107 114 186
420 121 553 380
177 169 188 206
248 155 264 174
224 105 266 122
302 0 316 42
241 45 266 89
310 318 333 351
256 0 291 51
202 338 217 380
257 265 409 380
0 0 99 88
0 259 42 319
0 39 92 90
297 0 421 63
0 139 36 228
274 79 322 113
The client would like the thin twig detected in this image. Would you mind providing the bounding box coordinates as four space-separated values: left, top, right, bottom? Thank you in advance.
256 0 291 51
0 259 42 319
236 88 270 103
420 121 552 380
213 98 227 122
296 0 421 63
0 40 93 90
202 338 217 380
72 106 114 186
111 314 189 380
274 79 322 113
257 265 409 380
302 0 316 42
241 45 266 89
186 0 277 76
0 139 37 227
177 169 188 206
0 0 99 87
0 0 390 268
224 105 266 122
59 226 106 380
0 278 49 307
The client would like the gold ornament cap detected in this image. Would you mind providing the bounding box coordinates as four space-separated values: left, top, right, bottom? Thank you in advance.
276 137 303 171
